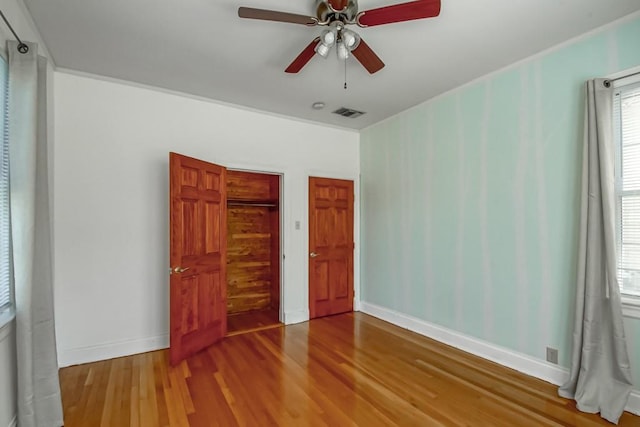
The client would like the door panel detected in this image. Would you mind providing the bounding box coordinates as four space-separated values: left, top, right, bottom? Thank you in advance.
170 152 227 365
335 208 349 245
309 177 354 318
333 259 349 299
313 260 330 301
204 202 221 253
315 208 332 247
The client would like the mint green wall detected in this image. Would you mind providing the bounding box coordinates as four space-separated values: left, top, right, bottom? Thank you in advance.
360 15 640 388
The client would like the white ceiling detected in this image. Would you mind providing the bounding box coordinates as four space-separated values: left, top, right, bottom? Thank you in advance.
21 0 640 130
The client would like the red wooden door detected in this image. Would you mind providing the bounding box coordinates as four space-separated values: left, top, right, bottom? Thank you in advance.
169 152 227 365
309 177 354 318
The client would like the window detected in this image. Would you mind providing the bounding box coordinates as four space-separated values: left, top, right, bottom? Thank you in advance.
614 74 640 316
0 54 10 324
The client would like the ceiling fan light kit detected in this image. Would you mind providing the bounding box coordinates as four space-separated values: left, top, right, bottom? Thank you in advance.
238 0 441 74
316 42 331 58
337 41 350 60
314 22 361 60
342 29 359 49
321 28 337 45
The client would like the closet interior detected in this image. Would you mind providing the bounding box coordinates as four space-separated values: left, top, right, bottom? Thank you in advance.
225 170 282 335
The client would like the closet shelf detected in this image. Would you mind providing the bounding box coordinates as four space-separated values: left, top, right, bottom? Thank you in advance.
227 200 278 208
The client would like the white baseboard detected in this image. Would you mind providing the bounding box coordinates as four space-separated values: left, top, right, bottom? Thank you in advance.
58 333 169 368
283 310 309 325
359 301 640 416
628 392 640 416
57 309 310 367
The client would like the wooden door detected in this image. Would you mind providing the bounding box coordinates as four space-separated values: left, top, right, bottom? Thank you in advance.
309 177 354 318
169 152 227 365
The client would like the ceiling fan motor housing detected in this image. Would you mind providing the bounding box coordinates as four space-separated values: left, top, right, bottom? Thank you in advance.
316 0 359 22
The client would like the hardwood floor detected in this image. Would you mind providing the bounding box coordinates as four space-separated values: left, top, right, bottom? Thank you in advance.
59 313 640 426
226 308 281 336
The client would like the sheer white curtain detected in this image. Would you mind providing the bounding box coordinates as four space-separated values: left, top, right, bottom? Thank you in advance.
558 79 633 424
8 40 63 426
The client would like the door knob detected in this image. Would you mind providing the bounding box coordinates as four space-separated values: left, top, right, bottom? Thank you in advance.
310 252 319 258
173 266 190 273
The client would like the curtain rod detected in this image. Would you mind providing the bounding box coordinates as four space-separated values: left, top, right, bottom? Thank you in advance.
604 71 640 88
0 10 29 54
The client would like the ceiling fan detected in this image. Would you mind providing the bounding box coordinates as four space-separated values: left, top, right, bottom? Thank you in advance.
238 0 441 74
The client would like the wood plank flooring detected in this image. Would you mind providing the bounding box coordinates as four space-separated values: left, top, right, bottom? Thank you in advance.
59 313 640 426
226 308 281 337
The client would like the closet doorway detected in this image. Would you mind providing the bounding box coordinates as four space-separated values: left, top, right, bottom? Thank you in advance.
169 153 282 365
225 170 282 336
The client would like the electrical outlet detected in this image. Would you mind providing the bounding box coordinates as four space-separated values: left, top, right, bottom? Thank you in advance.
546 347 558 364
295 221 301 230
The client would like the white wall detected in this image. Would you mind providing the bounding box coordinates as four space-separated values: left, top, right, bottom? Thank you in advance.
0 0 52 425
53 71 360 366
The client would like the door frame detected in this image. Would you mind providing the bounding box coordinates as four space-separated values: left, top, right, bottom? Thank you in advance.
305 171 361 316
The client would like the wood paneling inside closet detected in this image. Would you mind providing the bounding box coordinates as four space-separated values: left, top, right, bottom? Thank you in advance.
226 171 280 317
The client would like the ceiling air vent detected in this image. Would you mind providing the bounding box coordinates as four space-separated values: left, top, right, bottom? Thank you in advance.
333 107 366 119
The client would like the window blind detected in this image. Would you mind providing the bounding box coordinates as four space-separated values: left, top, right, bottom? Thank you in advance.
0 55 10 314
615 81 640 297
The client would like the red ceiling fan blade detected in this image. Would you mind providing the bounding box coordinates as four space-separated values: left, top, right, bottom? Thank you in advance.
327 0 349 11
238 7 318 26
285 38 321 73
357 0 441 27
352 39 385 74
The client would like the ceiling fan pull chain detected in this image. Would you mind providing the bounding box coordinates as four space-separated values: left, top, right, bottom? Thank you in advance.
344 57 348 90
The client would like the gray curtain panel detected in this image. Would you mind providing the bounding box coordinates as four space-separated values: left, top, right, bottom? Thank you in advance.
8 41 63 427
558 79 633 424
